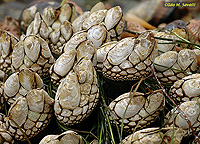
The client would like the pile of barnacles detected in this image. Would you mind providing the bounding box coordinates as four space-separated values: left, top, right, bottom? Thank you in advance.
0 0 200 143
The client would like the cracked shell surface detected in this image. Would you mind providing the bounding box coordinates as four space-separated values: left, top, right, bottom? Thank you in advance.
6 89 54 141
11 35 54 77
26 3 77 57
0 30 19 79
39 130 84 144
154 49 197 83
169 74 200 104
108 90 165 133
4 68 44 105
122 127 186 144
103 31 158 81
54 58 99 126
165 100 200 136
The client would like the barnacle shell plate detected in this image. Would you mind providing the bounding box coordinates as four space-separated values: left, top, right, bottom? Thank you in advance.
11 35 54 77
154 49 197 83
108 90 165 132
4 69 43 105
122 127 186 144
54 58 99 126
39 130 84 144
169 74 200 104
6 89 54 141
165 100 200 134
103 31 158 81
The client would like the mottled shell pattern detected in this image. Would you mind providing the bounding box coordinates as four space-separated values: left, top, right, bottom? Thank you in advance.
169 74 200 104
11 35 54 77
0 113 14 144
0 82 4 111
165 100 200 136
102 31 158 81
4 68 43 105
122 127 186 144
108 90 165 132
54 58 99 126
0 30 19 79
51 31 97 86
39 130 84 144
5 89 54 141
72 3 124 41
153 31 178 54
72 11 91 32
26 3 77 57
154 49 197 83
96 41 118 72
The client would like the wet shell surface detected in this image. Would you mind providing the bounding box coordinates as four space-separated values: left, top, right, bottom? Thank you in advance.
5 89 54 141
39 130 84 144
54 58 99 126
154 49 197 83
26 3 77 57
0 30 19 79
11 35 54 77
108 90 165 132
0 113 14 144
102 31 158 81
165 100 200 136
4 68 43 105
122 127 186 144
169 74 200 104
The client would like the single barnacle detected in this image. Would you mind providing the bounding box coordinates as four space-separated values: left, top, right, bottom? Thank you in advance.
154 49 197 83
39 130 84 144
4 68 43 105
54 58 99 126
122 127 186 144
108 90 165 133
11 35 54 77
5 89 54 141
102 31 158 81
169 74 200 104
0 30 19 79
165 100 200 136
